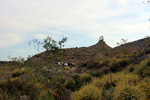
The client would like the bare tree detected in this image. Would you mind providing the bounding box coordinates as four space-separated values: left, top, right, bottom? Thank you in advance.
29 39 42 53
58 36 68 49
117 39 129 55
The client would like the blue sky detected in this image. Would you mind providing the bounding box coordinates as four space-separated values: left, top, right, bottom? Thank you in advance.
0 0 150 61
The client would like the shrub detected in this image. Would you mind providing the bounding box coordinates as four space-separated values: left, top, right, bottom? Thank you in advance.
103 68 109 74
81 63 87 67
71 75 83 90
142 77 150 83
92 72 139 89
0 90 14 100
135 59 150 77
51 74 65 86
90 71 104 77
139 78 150 99
126 64 136 72
66 74 92 91
71 84 103 100
47 73 68 99
41 69 50 77
12 68 25 77
99 60 107 67
80 73 92 83
87 63 95 69
0 77 49 100
110 58 129 72
65 79 77 91
38 91 55 100
0 78 25 99
113 82 146 100
81 62 99 69
0 70 5 74
65 66 70 70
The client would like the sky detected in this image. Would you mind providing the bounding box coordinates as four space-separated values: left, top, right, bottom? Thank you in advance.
0 0 150 61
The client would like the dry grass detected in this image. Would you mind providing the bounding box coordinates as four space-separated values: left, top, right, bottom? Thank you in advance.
71 84 103 100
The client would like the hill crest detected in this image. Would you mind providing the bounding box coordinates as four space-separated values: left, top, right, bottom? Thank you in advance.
30 37 150 65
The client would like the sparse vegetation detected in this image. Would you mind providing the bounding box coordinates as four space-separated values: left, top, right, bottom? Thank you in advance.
0 37 150 99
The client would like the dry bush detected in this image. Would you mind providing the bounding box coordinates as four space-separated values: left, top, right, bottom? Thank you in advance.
65 66 70 70
92 72 139 89
71 84 103 100
139 78 150 99
80 73 92 83
12 68 25 77
113 82 146 100
135 59 150 78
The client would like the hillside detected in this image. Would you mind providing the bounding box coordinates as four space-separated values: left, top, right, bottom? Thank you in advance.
111 37 150 55
0 37 150 100
31 37 150 66
31 40 112 65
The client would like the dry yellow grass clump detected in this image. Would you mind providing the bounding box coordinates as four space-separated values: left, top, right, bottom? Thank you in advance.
71 84 103 100
113 82 146 100
139 78 150 99
12 68 25 77
65 66 70 70
92 72 139 88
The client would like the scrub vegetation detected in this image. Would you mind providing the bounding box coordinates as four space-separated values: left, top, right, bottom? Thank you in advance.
0 36 150 100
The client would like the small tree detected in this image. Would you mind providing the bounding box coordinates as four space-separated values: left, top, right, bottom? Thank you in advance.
58 36 68 49
29 38 42 53
117 39 129 55
42 36 68 59
117 39 128 46
43 36 58 52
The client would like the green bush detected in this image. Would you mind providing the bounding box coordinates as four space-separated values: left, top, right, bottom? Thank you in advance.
126 64 135 72
80 73 92 83
110 58 129 72
90 71 104 77
87 63 95 69
38 92 55 100
66 74 91 91
135 59 150 77
65 79 77 91
0 90 14 100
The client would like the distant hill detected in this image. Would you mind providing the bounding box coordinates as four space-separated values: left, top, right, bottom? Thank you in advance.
110 37 150 55
31 40 111 65
0 61 11 66
30 37 150 65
